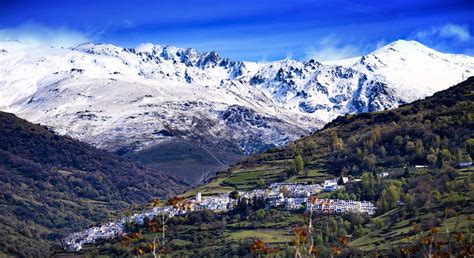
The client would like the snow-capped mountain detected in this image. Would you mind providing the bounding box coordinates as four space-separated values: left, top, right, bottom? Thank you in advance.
0 41 312 155
0 39 472 182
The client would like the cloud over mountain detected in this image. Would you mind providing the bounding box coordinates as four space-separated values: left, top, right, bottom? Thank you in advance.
0 22 90 47
416 23 471 43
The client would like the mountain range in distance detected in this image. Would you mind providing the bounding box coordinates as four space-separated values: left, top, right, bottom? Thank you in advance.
0 39 473 184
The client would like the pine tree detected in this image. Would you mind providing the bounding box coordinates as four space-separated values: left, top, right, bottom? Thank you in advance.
415 139 425 159
356 147 363 161
405 141 415 153
378 185 400 212
426 154 438 167
403 166 410 177
305 138 317 151
330 131 344 152
378 145 387 157
363 154 377 171
293 154 304 175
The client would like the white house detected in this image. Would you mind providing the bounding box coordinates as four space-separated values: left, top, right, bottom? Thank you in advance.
323 179 339 192
307 199 376 215
196 194 236 211
196 192 202 203
341 177 349 184
457 162 472 168
285 197 307 210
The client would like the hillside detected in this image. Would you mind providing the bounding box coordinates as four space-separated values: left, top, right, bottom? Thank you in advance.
60 79 473 256
0 112 187 257
175 77 474 255
1 40 472 184
200 76 474 192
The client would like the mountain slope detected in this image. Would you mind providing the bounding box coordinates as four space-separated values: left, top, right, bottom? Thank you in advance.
353 40 474 100
0 112 187 257
174 78 473 256
63 77 474 257
189 76 474 197
0 40 472 184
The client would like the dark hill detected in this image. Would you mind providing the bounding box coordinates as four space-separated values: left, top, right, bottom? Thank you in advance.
0 112 188 257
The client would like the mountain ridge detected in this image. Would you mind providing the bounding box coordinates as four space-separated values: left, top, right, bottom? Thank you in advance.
59 77 474 257
0 39 472 183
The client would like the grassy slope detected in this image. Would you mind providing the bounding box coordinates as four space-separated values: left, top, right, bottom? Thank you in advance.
178 77 474 251
56 210 305 257
349 167 473 251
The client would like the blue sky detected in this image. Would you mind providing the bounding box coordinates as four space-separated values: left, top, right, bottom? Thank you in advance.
0 0 472 61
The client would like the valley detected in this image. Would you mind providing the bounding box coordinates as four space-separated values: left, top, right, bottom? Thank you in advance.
1 39 472 184
55 77 474 256
0 112 187 257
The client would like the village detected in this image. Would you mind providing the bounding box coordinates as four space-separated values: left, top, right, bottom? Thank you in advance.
193 179 376 215
63 178 376 252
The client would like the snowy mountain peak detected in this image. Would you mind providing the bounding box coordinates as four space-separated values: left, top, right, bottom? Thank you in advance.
0 39 472 161
72 42 125 57
380 39 428 51
352 40 473 101
135 42 161 53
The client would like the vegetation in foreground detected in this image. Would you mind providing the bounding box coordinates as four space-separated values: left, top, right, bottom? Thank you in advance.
55 166 473 257
55 78 474 256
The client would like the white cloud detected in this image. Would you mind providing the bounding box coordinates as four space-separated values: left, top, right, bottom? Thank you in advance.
0 22 90 47
375 39 387 49
416 23 471 42
439 24 471 42
304 35 362 62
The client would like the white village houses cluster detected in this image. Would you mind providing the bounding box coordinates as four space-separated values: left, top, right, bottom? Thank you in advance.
63 181 375 252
